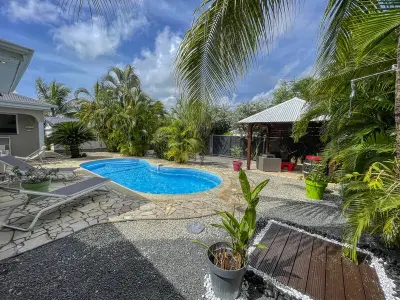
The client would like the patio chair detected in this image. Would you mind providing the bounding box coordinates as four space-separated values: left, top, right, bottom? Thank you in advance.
0 155 78 179
15 146 47 162
0 177 111 231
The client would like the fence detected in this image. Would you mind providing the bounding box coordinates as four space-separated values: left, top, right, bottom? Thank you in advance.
208 135 266 158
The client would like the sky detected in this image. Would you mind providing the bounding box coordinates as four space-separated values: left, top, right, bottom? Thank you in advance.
0 0 327 110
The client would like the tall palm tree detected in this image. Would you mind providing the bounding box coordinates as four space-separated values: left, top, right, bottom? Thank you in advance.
78 65 165 156
35 77 73 117
175 0 400 156
102 65 141 107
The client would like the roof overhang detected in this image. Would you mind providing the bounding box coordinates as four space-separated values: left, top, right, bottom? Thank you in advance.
0 100 55 111
0 39 34 93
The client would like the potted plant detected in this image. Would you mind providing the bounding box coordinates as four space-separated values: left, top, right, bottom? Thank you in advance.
305 163 329 200
195 169 269 299
231 146 243 171
11 166 58 199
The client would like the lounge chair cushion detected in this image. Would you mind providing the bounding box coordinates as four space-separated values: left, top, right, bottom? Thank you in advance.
0 156 77 173
50 177 110 196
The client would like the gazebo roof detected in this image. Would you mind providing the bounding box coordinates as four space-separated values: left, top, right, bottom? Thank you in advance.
238 97 325 124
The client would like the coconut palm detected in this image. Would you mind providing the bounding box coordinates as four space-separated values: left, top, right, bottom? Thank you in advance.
48 122 95 158
175 0 400 155
35 77 74 117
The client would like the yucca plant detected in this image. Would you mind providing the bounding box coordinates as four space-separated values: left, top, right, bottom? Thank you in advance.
343 160 400 262
195 169 269 270
49 122 95 158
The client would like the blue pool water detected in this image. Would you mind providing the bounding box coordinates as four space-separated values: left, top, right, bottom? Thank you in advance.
80 159 222 195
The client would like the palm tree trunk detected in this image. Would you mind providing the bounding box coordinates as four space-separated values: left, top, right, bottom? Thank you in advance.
70 144 80 158
396 34 400 158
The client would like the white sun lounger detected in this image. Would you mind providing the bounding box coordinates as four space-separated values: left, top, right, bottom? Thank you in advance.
0 155 77 179
0 177 111 231
15 146 47 162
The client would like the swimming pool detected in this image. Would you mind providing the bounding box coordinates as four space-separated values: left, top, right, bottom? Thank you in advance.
80 159 222 195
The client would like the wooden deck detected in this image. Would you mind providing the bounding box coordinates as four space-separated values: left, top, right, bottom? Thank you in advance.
249 222 385 300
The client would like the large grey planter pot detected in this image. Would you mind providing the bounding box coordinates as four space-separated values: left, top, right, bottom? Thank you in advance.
207 242 246 299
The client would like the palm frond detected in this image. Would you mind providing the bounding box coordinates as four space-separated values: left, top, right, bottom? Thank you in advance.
175 0 296 103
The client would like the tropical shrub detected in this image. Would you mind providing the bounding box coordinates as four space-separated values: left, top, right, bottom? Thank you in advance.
231 146 242 160
49 122 95 158
165 119 203 163
194 169 269 269
306 163 329 183
343 160 400 262
152 127 170 159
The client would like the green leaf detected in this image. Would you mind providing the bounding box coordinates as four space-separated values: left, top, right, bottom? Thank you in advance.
251 179 269 202
225 211 240 230
256 243 267 249
192 240 210 250
239 169 251 203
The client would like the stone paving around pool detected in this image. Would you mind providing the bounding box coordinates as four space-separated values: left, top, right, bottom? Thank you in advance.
0 154 243 261
0 153 341 262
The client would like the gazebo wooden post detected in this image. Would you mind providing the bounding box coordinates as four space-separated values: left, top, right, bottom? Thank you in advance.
246 123 254 170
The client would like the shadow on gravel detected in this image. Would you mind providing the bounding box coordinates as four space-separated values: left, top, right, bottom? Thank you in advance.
0 225 185 300
256 197 345 237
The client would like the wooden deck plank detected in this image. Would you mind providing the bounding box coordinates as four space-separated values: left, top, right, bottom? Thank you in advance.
342 256 366 300
258 226 291 275
272 230 302 285
287 233 314 293
306 238 327 300
359 263 385 300
249 222 281 269
325 243 345 300
251 223 384 300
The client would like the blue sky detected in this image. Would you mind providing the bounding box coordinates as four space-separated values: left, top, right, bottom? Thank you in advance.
1 0 326 109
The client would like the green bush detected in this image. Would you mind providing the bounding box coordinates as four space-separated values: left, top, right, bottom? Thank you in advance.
343 160 400 262
152 128 169 159
49 122 95 158
306 163 329 183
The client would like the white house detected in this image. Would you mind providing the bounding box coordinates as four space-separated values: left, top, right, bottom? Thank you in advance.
0 39 55 156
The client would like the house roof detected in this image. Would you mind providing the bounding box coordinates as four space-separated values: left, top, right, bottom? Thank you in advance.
0 93 55 110
45 116 79 125
238 97 326 124
0 39 34 93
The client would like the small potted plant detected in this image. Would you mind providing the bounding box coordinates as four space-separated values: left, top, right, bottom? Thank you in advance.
231 146 243 171
305 163 329 200
194 169 269 299
11 166 58 198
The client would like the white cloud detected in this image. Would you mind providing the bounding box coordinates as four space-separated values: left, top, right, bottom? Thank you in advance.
299 65 314 78
133 27 182 105
53 13 148 59
5 0 61 23
251 91 273 103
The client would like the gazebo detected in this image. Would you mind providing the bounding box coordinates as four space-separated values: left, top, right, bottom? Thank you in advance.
238 97 325 170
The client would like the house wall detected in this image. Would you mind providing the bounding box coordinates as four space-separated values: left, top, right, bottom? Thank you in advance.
0 107 44 156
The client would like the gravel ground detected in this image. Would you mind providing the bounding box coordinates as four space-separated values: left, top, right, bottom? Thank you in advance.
0 172 349 300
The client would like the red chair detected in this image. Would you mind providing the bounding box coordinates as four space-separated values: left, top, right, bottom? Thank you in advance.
281 162 295 171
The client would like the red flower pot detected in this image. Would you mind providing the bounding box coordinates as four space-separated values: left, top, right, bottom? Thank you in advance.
232 161 242 171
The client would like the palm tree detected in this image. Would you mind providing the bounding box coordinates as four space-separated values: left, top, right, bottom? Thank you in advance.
103 65 141 106
48 122 95 158
175 0 400 156
35 77 73 117
77 65 165 156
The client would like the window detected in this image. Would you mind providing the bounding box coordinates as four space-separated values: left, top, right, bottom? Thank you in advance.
0 114 18 134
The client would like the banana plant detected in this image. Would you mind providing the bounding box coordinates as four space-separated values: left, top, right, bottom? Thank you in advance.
194 169 269 269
